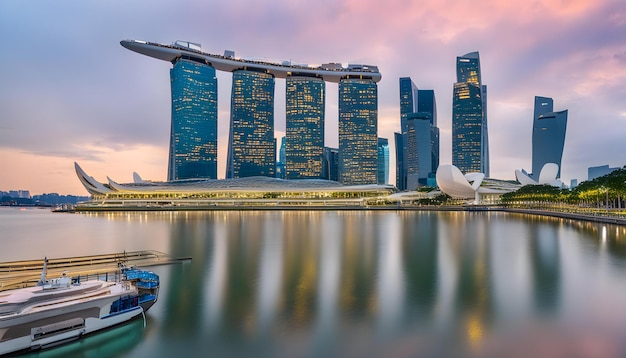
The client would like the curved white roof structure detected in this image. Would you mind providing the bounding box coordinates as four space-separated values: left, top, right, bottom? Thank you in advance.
515 163 563 187
74 162 395 196
436 165 520 201
121 40 382 83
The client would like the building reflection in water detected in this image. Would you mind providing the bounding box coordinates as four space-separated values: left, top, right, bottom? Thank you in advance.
125 211 626 357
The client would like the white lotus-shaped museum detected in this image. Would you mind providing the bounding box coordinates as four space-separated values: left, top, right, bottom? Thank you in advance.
514 163 562 187
435 165 521 202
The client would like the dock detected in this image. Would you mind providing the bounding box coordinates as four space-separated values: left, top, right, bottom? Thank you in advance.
0 250 191 291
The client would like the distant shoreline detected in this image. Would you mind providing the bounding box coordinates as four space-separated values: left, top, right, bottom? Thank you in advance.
53 204 626 226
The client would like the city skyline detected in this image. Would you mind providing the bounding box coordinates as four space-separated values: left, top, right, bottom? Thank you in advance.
1 0 625 194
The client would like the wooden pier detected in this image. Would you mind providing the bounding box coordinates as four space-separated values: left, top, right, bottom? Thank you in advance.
0 250 190 291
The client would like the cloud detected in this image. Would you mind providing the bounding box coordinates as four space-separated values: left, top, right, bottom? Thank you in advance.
1 0 625 193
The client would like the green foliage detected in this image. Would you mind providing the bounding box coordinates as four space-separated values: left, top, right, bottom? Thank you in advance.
504 168 626 208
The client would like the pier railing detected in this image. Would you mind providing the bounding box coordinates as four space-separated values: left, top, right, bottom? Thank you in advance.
0 250 190 291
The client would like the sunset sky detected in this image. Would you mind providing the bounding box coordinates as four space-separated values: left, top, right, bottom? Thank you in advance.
1 0 624 195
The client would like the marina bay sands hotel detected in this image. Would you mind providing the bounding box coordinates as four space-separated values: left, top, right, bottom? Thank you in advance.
121 40 382 185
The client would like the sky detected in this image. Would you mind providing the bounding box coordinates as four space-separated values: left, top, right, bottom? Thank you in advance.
0 0 625 195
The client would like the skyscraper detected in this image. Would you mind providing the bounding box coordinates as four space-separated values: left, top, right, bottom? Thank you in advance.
377 138 389 185
168 57 218 181
406 112 434 189
396 78 439 190
338 78 378 185
532 96 567 179
227 69 276 178
417 89 440 184
285 76 325 179
122 39 382 182
452 51 489 176
396 77 418 190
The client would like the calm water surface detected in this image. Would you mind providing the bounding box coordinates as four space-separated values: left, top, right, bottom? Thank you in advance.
2 207 626 357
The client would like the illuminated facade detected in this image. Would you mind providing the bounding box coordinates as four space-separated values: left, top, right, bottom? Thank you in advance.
227 69 276 178
122 40 382 181
285 76 325 179
452 52 489 176
377 138 389 185
532 96 567 179
168 58 218 180
339 78 378 185
74 163 396 209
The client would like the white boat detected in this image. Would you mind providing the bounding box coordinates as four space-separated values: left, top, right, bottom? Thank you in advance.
0 258 159 355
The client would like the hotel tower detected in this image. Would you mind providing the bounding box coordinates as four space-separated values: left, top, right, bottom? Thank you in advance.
121 39 381 184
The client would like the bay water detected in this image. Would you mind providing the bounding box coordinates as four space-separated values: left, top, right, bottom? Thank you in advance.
2 207 626 357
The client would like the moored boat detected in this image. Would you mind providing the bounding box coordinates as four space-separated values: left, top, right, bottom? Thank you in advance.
0 258 159 355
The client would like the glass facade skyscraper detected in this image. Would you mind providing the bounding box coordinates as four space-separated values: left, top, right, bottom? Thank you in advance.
377 138 389 185
338 78 378 185
452 51 489 176
406 113 434 189
227 69 276 178
285 76 325 179
396 78 439 190
123 39 383 183
532 96 567 179
168 58 218 181
396 77 418 190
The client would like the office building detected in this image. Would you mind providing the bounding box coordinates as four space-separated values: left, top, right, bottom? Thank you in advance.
396 77 439 190
588 165 620 181
377 138 389 185
338 78 378 185
168 58 218 180
532 96 568 179
452 51 489 176
397 77 418 190
285 76 325 179
227 69 276 178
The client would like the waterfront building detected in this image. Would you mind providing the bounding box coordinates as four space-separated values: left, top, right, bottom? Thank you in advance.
394 132 404 189
452 51 489 176
74 163 395 209
377 138 389 185
338 78 378 185
121 39 381 181
436 164 520 204
397 78 439 190
7 190 31 199
418 89 440 179
322 147 339 182
588 165 620 181
397 77 418 190
226 69 276 178
531 96 568 179
406 113 434 189
168 57 218 180
285 76 325 179
515 163 562 187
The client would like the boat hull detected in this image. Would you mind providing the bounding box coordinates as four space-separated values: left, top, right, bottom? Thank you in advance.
0 283 155 355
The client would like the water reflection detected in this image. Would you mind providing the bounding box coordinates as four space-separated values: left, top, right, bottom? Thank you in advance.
3 208 626 357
